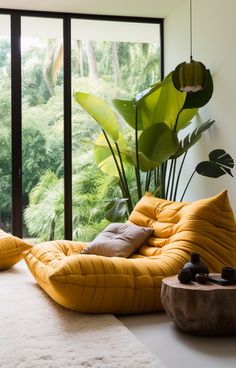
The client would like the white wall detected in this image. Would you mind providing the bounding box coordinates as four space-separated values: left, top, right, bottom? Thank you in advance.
0 0 185 18
165 0 236 213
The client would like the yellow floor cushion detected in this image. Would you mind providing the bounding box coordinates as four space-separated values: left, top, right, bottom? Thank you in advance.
0 229 32 270
24 190 236 314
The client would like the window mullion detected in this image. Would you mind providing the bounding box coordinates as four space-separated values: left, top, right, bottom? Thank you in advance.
11 13 22 237
63 16 72 240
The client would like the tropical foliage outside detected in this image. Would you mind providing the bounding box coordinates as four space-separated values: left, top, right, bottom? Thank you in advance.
0 32 161 241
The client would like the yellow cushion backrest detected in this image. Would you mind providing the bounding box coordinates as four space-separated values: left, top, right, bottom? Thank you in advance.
128 191 236 271
23 191 236 314
0 229 32 270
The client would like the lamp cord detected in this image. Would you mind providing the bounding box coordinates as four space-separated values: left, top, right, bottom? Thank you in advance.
190 0 193 61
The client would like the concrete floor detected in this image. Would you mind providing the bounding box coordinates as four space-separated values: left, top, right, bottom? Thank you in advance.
119 312 236 368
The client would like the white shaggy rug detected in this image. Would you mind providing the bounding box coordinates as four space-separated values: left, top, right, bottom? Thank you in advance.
0 261 166 368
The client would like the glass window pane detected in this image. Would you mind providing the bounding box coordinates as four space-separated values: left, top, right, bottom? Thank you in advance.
71 19 161 241
21 17 64 242
0 15 11 232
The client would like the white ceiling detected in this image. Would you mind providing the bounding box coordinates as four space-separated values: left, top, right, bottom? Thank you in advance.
0 0 186 18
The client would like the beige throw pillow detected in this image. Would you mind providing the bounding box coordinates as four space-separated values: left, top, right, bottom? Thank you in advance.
81 222 153 258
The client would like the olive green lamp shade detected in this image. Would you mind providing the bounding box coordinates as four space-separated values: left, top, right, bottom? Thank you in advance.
172 59 207 93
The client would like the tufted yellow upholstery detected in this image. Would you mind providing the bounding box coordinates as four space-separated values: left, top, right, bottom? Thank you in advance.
24 191 236 314
0 229 32 270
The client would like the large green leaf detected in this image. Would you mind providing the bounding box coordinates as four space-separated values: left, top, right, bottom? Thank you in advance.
182 70 214 109
113 81 165 131
154 74 186 129
95 142 159 172
173 119 215 158
138 122 178 163
94 132 128 177
118 148 160 172
74 92 120 141
134 80 164 103
114 76 184 132
113 99 144 130
175 108 198 131
113 99 135 129
196 149 234 178
94 144 117 176
136 73 187 130
136 84 163 129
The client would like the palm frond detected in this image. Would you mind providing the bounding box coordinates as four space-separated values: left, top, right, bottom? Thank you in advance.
43 40 63 93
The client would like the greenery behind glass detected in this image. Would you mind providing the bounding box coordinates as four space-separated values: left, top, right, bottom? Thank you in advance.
0 37 160 241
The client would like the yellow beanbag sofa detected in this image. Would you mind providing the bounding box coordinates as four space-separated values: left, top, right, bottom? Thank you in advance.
24 191 236 314
0 229 32 270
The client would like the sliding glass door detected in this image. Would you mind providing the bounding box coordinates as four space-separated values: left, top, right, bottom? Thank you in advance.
0 9 163 242
21 17 64 241
0 15 11 232
71 19 161 241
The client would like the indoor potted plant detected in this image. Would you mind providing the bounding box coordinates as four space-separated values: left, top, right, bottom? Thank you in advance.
74 69 234 221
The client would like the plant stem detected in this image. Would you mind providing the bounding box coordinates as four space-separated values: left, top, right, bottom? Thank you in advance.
154 167 158 188
166 159 173 199
102 129 128 203
160 162 167 198
135 106 142 199
159 166 163 198
115 142 133 213
169 158 177 200
180 170 196 201
145 170 152 192
173 151 187 201
173 108 183 132
102 129 124 187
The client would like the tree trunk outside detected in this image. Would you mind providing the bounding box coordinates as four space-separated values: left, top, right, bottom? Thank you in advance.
76 40 84 77
85 40 98 81
112 42 120 86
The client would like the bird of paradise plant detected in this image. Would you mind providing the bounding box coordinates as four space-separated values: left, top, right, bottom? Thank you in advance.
74 69 234 221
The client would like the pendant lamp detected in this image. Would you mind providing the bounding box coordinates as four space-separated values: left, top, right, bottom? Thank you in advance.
172 0 207 93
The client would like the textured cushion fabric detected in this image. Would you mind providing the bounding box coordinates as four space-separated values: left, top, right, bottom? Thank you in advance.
129 190 236 271
24 191 236 314
24 240 165 314
81 222 153 257
0 229 32 270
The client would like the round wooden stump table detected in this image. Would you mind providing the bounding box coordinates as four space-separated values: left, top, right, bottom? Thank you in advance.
161 275 236 336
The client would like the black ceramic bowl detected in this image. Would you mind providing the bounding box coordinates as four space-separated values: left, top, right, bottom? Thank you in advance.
221 266 236 281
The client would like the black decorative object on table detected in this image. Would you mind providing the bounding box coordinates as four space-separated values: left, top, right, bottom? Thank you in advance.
178 268 192 284
178 254 236 286
182 253 209 280
208 266 236 285
195 273 208 284
221 266 236 281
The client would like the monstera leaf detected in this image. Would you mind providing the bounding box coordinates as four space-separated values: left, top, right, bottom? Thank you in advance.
173 119 215 158
196 149 234 178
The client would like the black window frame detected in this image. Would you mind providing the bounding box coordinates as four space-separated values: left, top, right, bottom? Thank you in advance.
0 8 164 239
